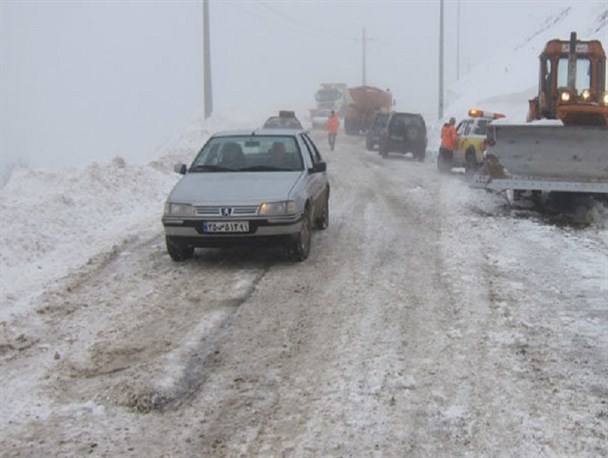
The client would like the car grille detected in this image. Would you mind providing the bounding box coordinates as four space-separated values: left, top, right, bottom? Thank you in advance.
195 205 259 217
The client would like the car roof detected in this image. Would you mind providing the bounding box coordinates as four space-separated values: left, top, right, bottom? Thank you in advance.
210 128 305 138
391 111 423 117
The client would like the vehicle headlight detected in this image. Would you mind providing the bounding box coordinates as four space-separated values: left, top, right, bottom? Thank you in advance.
258 201 295 216
560 90 571 102
164 202 196 217
581 89 591 101
602 92 608 105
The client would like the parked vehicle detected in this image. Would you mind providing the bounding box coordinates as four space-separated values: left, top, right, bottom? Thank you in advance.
344 86 393 135
263 111 304 130
472 32 608 195
440 108 505 175
365 111 390 150
379 112 427 161
162 129 329 262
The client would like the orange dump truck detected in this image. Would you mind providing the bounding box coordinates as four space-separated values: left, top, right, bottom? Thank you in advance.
344 86 393 135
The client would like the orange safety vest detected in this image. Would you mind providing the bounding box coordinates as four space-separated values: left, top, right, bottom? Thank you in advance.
326 114 339 134
440 124 458 150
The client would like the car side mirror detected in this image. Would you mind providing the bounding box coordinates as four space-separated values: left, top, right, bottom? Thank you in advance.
174 163 187 175
309 161 327 173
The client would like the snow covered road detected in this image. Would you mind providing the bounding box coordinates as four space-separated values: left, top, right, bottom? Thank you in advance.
1 131 607 457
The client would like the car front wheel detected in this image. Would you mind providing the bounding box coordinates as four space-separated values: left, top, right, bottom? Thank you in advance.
288 207 312 262
166 236 194 262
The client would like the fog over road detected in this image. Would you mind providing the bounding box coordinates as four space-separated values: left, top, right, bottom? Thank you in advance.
1 131 607 457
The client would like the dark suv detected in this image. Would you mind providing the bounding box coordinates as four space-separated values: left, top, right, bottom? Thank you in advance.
379 112 427 161
365 111 390 150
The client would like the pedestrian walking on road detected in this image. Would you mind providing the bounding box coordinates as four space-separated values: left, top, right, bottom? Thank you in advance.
326 110 340 151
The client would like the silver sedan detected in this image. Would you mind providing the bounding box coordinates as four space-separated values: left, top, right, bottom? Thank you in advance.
162 129 330 262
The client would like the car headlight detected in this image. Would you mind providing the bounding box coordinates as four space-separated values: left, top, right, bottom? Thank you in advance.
164 202 196 217
602 92 608 105
560 90 571 102
258 201 295 216
581 89 591 101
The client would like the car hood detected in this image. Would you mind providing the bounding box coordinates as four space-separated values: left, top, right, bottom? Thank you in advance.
168 171 304 205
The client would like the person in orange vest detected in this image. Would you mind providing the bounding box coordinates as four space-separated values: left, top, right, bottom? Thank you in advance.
438 117 458 172
326 110 340 151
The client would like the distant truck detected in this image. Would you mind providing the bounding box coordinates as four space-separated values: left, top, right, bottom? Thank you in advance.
314 83 349 116
344 86 393 135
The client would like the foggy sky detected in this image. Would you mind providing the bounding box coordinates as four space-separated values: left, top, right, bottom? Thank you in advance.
0 0 590 171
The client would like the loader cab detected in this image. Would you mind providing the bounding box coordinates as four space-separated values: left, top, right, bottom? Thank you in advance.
535 33 607 124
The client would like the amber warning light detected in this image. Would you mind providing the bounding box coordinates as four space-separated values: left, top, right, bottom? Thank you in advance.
468 108 505 119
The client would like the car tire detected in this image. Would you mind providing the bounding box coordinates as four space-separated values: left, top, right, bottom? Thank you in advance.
465 149 479 175
166 236 194 262
315 192 330 230
414 149 426 162
288 207 312 262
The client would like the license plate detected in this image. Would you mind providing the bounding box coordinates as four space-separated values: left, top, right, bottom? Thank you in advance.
203 221 249 233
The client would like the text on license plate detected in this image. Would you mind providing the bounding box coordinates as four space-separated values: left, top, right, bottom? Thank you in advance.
203 221 249 233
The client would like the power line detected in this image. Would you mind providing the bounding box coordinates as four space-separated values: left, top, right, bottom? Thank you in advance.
256 0 359 42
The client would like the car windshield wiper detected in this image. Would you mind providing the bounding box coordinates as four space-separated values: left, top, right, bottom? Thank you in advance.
190 164 239 172
240 165 293 172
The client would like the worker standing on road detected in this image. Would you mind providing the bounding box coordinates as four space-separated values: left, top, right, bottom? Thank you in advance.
326 110 340 151
438 117 458 172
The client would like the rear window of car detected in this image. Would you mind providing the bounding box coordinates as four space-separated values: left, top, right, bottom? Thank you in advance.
374 114 389 127
391 114 425 128
190 136 304 172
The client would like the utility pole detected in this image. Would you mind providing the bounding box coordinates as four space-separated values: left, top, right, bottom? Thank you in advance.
456 0 460 80
362 28 367 86
203 0 213 119
438 0 444 119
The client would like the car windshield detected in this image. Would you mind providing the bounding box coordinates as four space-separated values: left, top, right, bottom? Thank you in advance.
190 136 304 172
315 89 342 102
263 117 303 129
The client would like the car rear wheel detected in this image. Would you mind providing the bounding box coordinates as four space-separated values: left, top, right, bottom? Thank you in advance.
166 236 194 262
288 207 312 262
315 193 329 230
